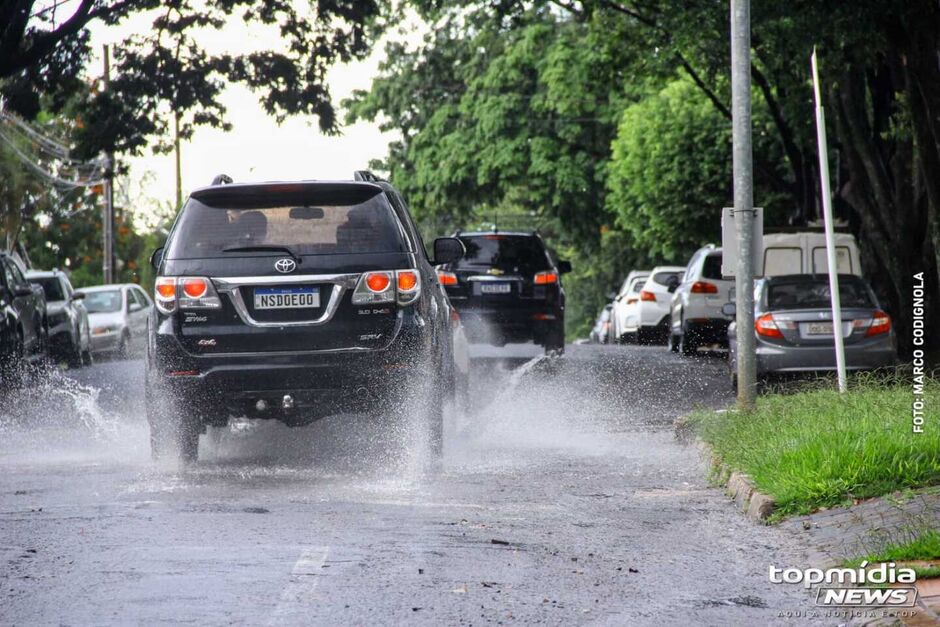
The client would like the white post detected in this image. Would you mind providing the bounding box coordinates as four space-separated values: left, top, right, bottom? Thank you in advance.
811 49 847 393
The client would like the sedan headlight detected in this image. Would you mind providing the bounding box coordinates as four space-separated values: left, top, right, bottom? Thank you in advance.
91 325 119 336
48 310 69 326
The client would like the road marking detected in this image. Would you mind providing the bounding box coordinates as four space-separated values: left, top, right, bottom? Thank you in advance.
268 546 330 625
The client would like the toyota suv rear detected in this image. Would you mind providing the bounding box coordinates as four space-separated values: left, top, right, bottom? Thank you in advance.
146 173 467 463
436 231 570 354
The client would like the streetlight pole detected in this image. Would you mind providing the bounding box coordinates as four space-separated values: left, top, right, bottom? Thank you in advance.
731 0 756 410
102 44 115 284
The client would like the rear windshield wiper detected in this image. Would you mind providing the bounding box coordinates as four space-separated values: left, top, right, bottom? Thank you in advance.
222 245 301 263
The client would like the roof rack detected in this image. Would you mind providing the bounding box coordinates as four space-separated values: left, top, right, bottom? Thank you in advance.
353 170 385 183
211 174 233 185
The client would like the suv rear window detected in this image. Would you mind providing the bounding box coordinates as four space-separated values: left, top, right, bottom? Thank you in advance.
457 235 550 272
766 278 875 310
33 277 65 302
702 254 723 280
166 186 405 259
650 271 681 286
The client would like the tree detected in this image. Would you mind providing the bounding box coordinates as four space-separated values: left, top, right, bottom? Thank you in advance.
1 0 387 157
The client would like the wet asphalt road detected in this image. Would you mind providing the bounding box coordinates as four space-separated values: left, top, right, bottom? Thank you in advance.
0 344 824 625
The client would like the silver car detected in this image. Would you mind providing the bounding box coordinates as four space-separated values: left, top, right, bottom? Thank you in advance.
727 274 897 386
79 284 154 357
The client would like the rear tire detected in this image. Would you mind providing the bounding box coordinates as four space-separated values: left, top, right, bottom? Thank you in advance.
679 330 698 356
81 348 94 367
543 325 565 356
117 332 130 360
147 381 200 464
667 330 679 353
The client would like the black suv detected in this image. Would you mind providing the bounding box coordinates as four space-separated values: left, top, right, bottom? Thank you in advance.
0 253 47 378
146 173 467 463
436 231 570 354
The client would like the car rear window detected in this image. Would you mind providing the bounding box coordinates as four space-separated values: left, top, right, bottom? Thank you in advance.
456 235 550 272
650 271 681 287
166 186 406 259
766 279 875 310
33 277 65 302
702 254 723 280
629 278 648 292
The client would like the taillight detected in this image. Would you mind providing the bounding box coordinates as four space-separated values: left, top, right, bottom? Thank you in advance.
154 277 177 313
866 310 891 336
640 290 656 302
437 271 458 286
366 272 392 293
181 278 208 299
534 271 558 285
396 270 421 305
154 276 221 313
755 313 783 338
690 281 718 294
352 270 422 306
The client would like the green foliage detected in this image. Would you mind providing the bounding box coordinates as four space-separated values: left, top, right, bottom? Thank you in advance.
692 379 940 518
607 79 730 262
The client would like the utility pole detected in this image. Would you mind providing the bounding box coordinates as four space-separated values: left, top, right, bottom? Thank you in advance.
731 0 756 410
102 44 115 284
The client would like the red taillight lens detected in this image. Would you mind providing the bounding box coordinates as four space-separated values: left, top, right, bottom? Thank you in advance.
154 277 177 313
366 272 391 293
866 310 891 336
437 271 458 286
755 313 783 338
181 278 208 299
640 290 656 302
397 271 418 292
534 271 558 285
690 281 718 294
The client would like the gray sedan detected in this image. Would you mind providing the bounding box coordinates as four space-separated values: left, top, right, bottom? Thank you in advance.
79 284 153 358
727 274 897 386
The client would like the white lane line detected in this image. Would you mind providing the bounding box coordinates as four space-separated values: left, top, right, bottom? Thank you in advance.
268 546 330 625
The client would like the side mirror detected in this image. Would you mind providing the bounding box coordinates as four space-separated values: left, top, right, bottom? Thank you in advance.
721 302 736 317
70 291 86 301
432 237 465 266
150 247 164 270
129 302 143 313
557 260 572 274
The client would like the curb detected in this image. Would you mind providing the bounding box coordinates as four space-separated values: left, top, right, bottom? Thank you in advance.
675 416 777 523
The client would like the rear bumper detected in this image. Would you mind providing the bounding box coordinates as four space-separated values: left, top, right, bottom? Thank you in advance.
684 318 730 345
755 337 897 375
148 311 437 422
455 305 561 345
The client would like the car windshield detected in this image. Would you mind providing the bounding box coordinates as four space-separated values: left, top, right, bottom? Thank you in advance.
166 186 405 259
84 290 123 313
650 271 681 287
33 277 65 302
766 279 875 310
457 235 550 272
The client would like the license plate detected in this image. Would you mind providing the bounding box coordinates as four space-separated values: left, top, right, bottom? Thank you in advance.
254 286 320 309
807 322 833 335
481 283 512 294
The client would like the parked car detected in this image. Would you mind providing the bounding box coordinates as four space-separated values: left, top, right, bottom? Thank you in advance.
611 271 650 344
726 274 897 387
80 284 153 358
146 172 468 463
437 231 570 355
668 245 734 355
760 231 862 277
590 304 614 344
27 270 92 367
0 252 47 377
620 265 685 344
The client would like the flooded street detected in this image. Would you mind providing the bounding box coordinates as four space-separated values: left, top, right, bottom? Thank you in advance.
1 346 820 625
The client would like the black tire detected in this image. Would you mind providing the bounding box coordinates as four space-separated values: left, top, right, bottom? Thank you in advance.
679 329 698 356
81 348 94 367
117 332 130 359
147 381 200 463
543 325 565 356
667 330 679 353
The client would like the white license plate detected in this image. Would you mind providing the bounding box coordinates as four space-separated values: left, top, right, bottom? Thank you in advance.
806 322 833 335
481 283 511 294
254 287 320 310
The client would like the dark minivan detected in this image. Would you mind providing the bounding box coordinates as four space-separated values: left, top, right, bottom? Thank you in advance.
436 231 569 354
146 173 468 463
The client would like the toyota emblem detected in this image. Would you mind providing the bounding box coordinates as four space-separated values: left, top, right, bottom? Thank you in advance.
274 258 296 274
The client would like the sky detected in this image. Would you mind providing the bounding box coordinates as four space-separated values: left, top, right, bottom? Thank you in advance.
88 4 404 215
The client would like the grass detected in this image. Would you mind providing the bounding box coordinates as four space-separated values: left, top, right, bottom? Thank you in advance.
691 375 940 518
845 529 940 579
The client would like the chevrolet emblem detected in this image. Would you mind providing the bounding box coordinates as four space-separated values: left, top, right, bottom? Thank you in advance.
487 268 505 276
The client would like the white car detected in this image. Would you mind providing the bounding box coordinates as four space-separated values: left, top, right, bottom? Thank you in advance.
622 266 685 344
79 284 153 357
611 271 649 343
668 245 735 355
